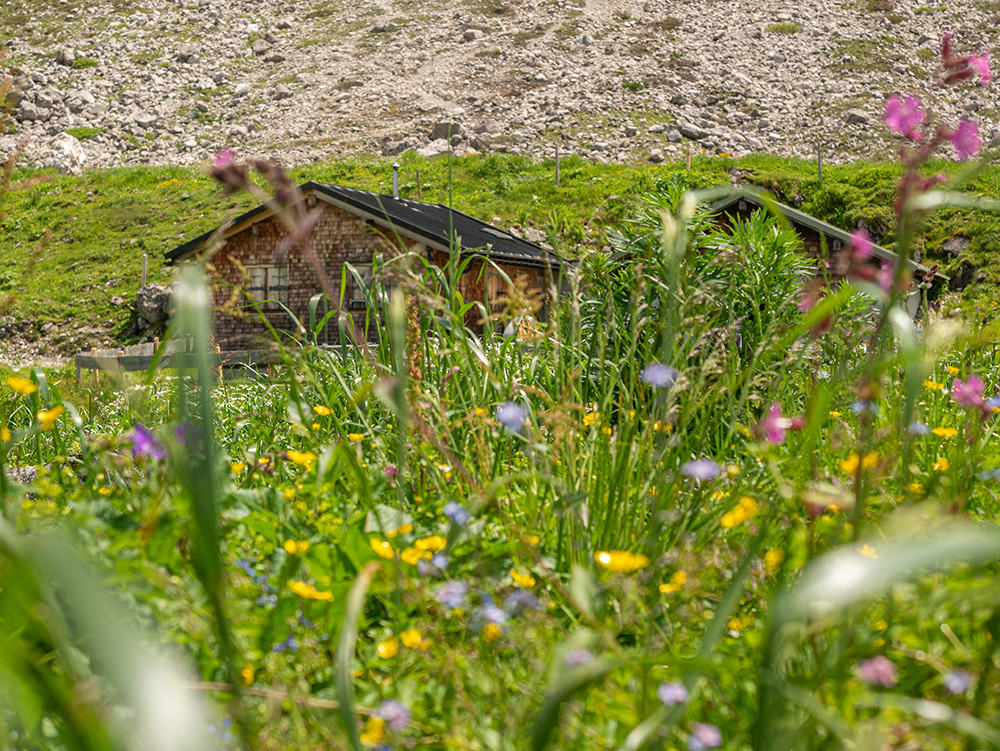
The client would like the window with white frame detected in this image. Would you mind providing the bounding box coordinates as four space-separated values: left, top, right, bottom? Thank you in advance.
247 264 289 310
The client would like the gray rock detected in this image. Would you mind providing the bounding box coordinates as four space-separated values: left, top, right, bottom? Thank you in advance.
844 109 870 125
135 284 173 324
666 127 682 143
463 29 483 41
624 126 637 137
234 83 251 96
176 44 198 62
942 236 970 257
273 84 293 100
251 39 272 55
648 124 665 133
416 138 450 158
110 295 126 306
276 17 293 29
196 77 217 90
649 148 664 163
265 52 286 63
55 47 76 66
46 133 87 176
35 88 62 110
747 137 763 149
950 261 976 292
678 121 710 140
135 112 161 129
430 121 461 140
66 89 96 114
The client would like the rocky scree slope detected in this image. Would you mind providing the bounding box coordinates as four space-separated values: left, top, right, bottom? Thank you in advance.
2 0 1000 171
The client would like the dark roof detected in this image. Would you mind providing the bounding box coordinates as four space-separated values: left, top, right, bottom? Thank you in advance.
708 189 933 275
165 181 567 269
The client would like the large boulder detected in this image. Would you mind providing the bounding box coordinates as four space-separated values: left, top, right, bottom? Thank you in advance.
46 133 87 176
135 284 173 324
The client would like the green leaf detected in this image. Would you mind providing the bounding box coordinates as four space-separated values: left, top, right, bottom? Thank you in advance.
335 561 380 751
530 658 615 751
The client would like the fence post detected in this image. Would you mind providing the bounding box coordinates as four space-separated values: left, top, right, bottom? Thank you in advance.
91 346 98 385
141 253 147 287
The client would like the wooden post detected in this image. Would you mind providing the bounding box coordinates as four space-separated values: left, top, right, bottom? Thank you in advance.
685 142 692 171
91 346 98 385
817 145 823 184
555 144 560 187
141 253 147 287
416 169 422 200
76 357 81 383
187 335 193 353
153 336 160 354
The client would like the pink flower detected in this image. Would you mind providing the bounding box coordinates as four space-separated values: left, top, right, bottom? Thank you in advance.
859 656 898 688
848 229 873 260
970 52 992 87
949 119 982 162
759 402 790 445
214 147 236 169
952 374 985 409
884 94 925 140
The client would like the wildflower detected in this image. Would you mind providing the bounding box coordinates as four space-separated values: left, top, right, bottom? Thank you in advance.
5 376 37 395
415 535 446 552
435 580 469 609
400 628 424 649
36 406 63 430
858 655 898 687
657 682 688 706
443 502 470 525
933 456 950 471
680 458 721 481
313 405 331 416
483 623 503 642
949 119 982 161
687 723 723 751
504 589 542 614
764 549 784 573
287 449 317 468
401 547 430 565
1 427 9 442
839 452 879 474
378 699 411 731
348 432 364 442
947 366 960 376
272 635 298 653
923 380 945 391
384 464 398 478
952 375 985 409
289 580 332 601
829 410 842 418
564 649 595 668
594 550 650 573
511 570 536 588
370 538 397 559
944 668 972 695
377 637 398 659
496 402 527 432
129 424 167 460
473 406 486 417
284 540 310 554
907 422 931 435
430 553 449 571
932 427 958 438
257 593 277 607
859 544 878 559
583 411 599 427
231 462 246 474
522 534 540 546
720 496 758 528
359 716 385 746
970 52 992 86
758 402 790 445
659 570 687 594
640 363 679 388
883 93 925 140
906 482 924 495
240 664 255 685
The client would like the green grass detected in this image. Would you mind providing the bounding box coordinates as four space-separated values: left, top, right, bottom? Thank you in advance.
765 21 801 33
64 127 104 141
71 57 99 69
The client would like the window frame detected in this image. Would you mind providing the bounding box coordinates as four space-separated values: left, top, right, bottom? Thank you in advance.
246 263 289 310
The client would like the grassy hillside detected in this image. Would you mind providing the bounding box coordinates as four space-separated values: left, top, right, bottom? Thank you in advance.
3 150 999 354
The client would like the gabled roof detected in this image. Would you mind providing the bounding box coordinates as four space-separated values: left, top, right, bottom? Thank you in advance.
708 189 931 275
165 181 567 269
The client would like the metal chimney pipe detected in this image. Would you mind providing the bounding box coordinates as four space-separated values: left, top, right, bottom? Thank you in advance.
392 163 400 199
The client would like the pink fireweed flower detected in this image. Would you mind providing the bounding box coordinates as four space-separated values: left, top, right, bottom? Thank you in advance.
970 52 992 87
214 147 236 168
952 374 985 409
949 119 982 162
758 402 791 445
884 94 925 140
858 655 898 688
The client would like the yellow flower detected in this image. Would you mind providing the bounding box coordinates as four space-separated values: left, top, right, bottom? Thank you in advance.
360 716 385 746
947 366 960 376
601 426 613 436
289 580 332 601
859 544 878 560
37 406 64 430
6 376 37 395
874 619 888 631
370 538 395 559
313 405 331 416
283 540 297 554
594 550 650 573
348 432 364 442
98 487 113 495
923 380 945 391
240 664 255 685
287 449 317 468
511 570 536 588
473 407 486 417
932 427 958 438
377 637 398 658
400 628 426 649
257 456 270 466
829 410 842 418
728 617 743 632
905 482 924 495
415 535 447 552
721 496 757 528
483 623 503 642
0 427 9 442
659 570 687 594
283 488 296 500
933 456 950 471
764 549 784 573
583 411 599 427
311 422 321 430
401 547 430 565
522 534 540 546
230 462 246 474
839 452 878 474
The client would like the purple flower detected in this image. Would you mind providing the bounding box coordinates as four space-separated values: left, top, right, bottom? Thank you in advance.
496 402 527 433
858 655 898 688
680 458 721 481
640 363 679 388
848 229 874 260
657 682 689 706
884 94 925 140
430 553 449 571
907 422 931 435
970 52 992 87
214 147 236 169
235 558 255 576
443 502 470 525
949 119 982 162
944 668 972 695
687 723 722 751
564 649 594 668
435 580 469 609
953 375 985 409
384 464 398 478
759 402 789 445
503 589 541 614
272 635 298 653
377 699 411 731
129 424 167 460
479 602 508 625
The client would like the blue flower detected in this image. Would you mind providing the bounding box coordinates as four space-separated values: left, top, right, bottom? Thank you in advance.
564 649 594 668
851 400 880 416
479 602 508 625
377 699 411 731
129 424 167 460
687 723 722 751
680 458 721 481
944 668 972 695
907 421 930 435
435 580 469 609
657 682 688 706
640 363 679 388
235 558 255 576
503 589 541 614
256 593 277 607
272 635 298 653
496 402 527 433
431 553 449 571
443 502 470 525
